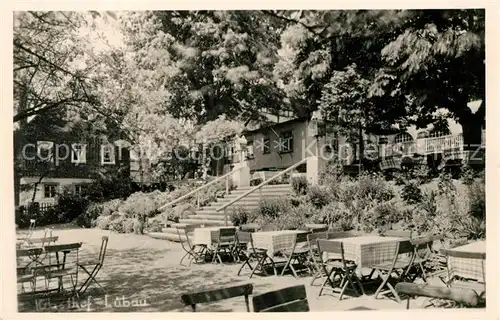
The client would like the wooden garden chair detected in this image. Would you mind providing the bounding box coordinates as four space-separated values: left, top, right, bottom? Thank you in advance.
236 231 277 278
372 240 415 303
408 235 442 282
281 232 311 277
395 282 482 309
441 249 486 296
180 283 253 312
17 219 36 245
306 231 328 286
43 242 82 299
252 285 309 312
176 225 207 266
211 227 237 263
78 236 109 295
317 239 364 300
327 230 360 239
17 247 43 294
240 224 261 232
382 230 413 239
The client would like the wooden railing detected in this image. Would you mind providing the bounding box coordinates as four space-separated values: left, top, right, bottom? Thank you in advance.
216 158 308 226
158 167 243 211
425 134 464 153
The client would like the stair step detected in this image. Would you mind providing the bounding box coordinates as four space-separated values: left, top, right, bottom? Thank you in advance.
189 214 227 221
178 219 232 226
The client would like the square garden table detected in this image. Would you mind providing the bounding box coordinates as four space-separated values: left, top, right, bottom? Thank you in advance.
192 226 236 246
324 235 403 270
448 240 486 282
251 230 308 257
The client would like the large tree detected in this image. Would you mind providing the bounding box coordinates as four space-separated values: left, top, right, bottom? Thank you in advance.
121 11 287 125
267 10 485 147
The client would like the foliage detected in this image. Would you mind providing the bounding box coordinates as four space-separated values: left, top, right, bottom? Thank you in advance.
230 206 251 226
467 176 485 220
401 180 423 204
253 197 292 220
305 185 332 209
318 158 344 186
75 202 103 228
291 175 308 195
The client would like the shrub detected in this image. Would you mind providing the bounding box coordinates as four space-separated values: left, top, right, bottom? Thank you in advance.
230 206 251 226
101 199 123 216
361 201 401 234
254 197 291 219
133 216 145 234
108 215 126 233
319 157 344 186
250 178 262 186
312 202 354 231
123 218 135 233
306 185 332 209
356 172 394 202
291 176 308 195
75 202 103 228
95 215 113 230
401 180 423 204
467 177 485 221
460 165 476 186
120 192 159 218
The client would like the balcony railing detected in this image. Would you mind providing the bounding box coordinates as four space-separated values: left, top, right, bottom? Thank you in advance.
425 134 464 154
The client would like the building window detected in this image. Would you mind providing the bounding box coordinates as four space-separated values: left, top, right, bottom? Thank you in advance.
263 137 270 154
279 131 294 153
246 140 254 159
101 144 115 165
37 141 54 161
44 184 57 198
74 184 86 195
71 144 87 164
394 133 413 143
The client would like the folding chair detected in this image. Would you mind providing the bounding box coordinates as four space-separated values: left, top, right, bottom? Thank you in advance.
327 230 360 239
281 232 311 277
16 247 43 294
408 235 438 282
382 230 413 239
395 282 481 309
306 231 328 286
43 242 82 299
180 283 253 312
177 225 207 266
317 239 364 300
78 236 108 295
17 219 36 245
441 249 486 296
236 231 277 278
372 240 415 303
211 227 237 263
252 285 309 312
240 224 261 232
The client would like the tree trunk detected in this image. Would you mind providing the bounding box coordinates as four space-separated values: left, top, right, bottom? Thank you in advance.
459 114 484 151
31 174 45 203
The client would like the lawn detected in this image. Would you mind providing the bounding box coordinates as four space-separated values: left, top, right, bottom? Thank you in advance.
16 227 448 312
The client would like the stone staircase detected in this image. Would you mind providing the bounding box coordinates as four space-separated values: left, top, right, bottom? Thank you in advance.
147 184 292 242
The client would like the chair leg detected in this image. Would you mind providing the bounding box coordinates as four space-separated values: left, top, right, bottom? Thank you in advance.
374 271 389 299
338 275 350 301
280 254 293 276
237 256 253 276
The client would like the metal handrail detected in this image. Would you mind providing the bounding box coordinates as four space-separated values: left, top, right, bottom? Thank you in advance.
158 167 243 210
216 158 308 224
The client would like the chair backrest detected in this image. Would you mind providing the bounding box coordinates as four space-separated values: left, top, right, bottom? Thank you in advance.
98 236 109 265
252 285 309 312
261 224 277 232
181 283 253 312
236 231 252 244
29 236 59 245
240 224 260 232
295 232 310 244
307 232 328 248
176 226 193 250
395 282 480 308
383 230 412 239
317 239 344 255
327 231 359 239
397 240 415 255
17 247 43 258
442 249 486 260
44 242 82 253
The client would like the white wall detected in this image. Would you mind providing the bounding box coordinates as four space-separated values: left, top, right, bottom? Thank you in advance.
19 177 93 206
